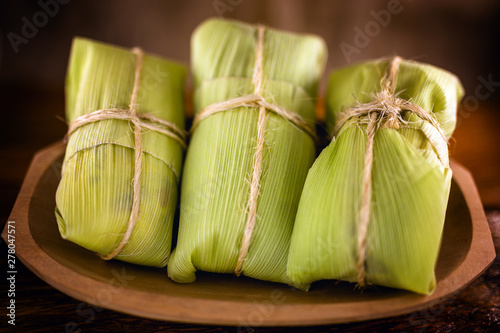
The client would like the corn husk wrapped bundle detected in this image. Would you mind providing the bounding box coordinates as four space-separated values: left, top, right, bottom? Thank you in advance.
55 38 187 267
288 57 464 294
168 19 327 288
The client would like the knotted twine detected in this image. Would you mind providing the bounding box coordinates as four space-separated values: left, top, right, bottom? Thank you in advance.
190 25 317 276
66 47 187 260
334 56 449 287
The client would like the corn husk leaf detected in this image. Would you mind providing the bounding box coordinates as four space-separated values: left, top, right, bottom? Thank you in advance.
167 19 327 288
55 38 186 267
288 59 464 294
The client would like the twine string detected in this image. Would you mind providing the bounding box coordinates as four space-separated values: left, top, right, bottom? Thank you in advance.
67 109 187 148
189 94 317 140
188 24 317 276
336 56 449 287
190 27 317 142
66 47 186 260
101 47 144 260
234 25 266 276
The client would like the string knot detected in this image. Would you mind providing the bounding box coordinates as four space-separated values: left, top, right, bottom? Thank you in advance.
188 24 318 276
373 91 406 129
65 47 186 261
334 56 450 288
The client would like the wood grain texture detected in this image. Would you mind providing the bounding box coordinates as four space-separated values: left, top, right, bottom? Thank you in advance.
0 236 498 332
0 87 498 331
0 139 496 329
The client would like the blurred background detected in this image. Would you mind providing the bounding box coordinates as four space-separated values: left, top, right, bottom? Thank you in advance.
0 2 499 331
1 0 499 217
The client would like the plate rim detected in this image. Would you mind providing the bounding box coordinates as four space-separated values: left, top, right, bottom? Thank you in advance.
2 141 496 326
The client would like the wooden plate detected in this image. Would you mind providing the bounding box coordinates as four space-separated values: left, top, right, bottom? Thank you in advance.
2 141 496 326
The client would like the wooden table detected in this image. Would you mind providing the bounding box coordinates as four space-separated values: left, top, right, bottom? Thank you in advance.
1 87 499 332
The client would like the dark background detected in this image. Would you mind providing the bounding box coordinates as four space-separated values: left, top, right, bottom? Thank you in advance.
1 0 500 93
0 0 499 332
1 0 500 209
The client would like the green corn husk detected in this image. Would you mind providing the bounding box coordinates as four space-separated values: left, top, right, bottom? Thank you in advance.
55 38 186 267
288 58 464 294
168 19 327 288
